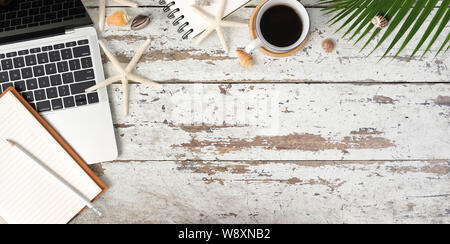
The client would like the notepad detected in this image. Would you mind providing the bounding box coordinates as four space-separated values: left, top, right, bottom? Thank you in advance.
0 88 106 224
160 0 251 39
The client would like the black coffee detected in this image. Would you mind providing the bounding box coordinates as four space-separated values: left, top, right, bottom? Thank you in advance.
260 5 303 48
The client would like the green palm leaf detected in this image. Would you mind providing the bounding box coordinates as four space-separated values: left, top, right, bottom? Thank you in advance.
353 0 397 46
346 0 386 40
440 32 450 54
334 0 372 33
410 0 450 57
379 0 427 59
321 0 353 14
368 0 416 56
393 0 439 57
320 0 450 59
424 6 450 57
336 0 375 33
359 0 404 51
328 0 365 25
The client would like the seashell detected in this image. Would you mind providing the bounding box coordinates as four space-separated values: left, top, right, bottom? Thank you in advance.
107 10 131 27
131 15 151 30
371 15 388 29
321 39 334 53
236 49 253 68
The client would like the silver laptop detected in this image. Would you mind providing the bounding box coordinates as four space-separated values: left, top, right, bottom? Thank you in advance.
0 0 117 164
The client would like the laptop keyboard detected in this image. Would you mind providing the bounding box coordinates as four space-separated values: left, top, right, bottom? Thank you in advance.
0 0 87 33
0 39 100 113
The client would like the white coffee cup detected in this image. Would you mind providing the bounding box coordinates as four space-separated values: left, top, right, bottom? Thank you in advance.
245 0 310 54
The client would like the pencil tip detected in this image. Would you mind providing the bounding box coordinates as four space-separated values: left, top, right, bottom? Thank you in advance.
6 139 15 146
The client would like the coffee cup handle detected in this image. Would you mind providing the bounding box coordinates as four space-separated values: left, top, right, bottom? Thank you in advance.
245 39 263 54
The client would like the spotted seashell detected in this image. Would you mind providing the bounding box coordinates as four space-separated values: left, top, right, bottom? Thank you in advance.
371 15 388 29
131 15 151 30
322 39 334 53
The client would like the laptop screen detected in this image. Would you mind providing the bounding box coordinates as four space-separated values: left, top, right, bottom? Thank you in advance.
0 0 92 44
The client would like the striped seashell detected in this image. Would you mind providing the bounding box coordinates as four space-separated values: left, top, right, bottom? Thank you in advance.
131 15 151 30
371 15 388 29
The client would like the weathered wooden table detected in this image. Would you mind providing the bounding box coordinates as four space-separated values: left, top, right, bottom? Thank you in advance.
73 0 450 224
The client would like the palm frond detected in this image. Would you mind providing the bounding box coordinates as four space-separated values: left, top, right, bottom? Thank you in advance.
346 0 386 40
333 0 371 33
424 6 450 57
411 0 449 57
380 0 427 60
396 0 440 57
353 0 396 46
320 0 450 59
328 0 365 25
359 0 404 51
368 0 416 56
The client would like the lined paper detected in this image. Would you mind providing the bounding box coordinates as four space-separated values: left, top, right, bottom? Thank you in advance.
0 92 101 224
172 0 251 38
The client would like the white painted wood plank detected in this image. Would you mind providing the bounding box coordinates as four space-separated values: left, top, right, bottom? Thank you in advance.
84 7 449 83
72 160 450 224
105 83 450 161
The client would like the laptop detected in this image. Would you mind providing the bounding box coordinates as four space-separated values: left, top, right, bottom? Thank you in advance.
0 0 118 164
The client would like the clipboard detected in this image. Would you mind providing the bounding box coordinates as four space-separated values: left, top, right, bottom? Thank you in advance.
0 87 107 216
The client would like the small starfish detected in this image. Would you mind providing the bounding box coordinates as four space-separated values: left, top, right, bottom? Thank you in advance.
98 0 138 32
191 0 248 52
86 39 160 116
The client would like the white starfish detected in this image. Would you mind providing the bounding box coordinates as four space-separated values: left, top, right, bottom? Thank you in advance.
191 0 248 52
86 40 161 116
98 0 138 32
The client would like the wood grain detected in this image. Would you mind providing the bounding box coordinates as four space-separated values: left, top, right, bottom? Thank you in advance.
83 5 449 83
72 159 450 224
107 83 450 161
71 0 450 224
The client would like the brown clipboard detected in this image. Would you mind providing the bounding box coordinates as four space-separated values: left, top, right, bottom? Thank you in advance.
0 87 107 215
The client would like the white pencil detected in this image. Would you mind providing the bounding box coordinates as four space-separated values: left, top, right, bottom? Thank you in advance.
6 139 102 216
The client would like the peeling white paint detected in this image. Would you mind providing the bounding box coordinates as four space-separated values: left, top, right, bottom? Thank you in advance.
70 1 450 224
83 6 449 83
73 160 450 224
107 84 450 161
